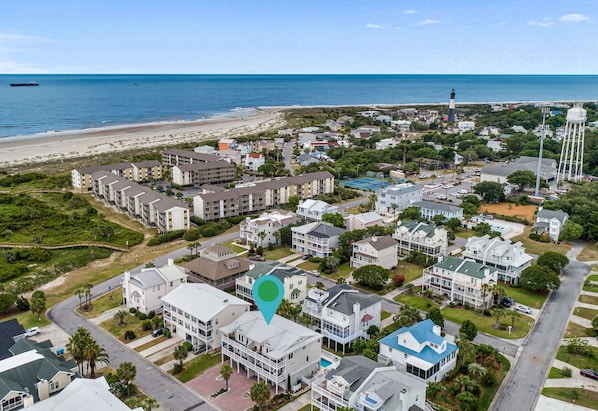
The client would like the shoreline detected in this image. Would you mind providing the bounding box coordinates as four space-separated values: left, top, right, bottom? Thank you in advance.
0 99 589 169
0 109 285 168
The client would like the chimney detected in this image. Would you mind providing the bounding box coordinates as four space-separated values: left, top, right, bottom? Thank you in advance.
38 379 50 400
432 324 442 336
124 271 131 282
484 268 490 277
372 236 377 242
168 258 174 266
437 256 443 263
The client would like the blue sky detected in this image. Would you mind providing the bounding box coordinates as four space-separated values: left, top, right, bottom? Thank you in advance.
0 0 596 74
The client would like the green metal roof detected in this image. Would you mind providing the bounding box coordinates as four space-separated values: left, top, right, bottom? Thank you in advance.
433 257 497 279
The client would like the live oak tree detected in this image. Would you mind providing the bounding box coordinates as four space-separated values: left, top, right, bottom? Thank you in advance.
559 220 584 242
520 263 561 292
474 181 505 203
352 265 389 290
507 170 537 191
536 252 569 273
321 212 346 228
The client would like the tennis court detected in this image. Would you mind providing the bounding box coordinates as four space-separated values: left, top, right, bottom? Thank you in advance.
341 178 389 191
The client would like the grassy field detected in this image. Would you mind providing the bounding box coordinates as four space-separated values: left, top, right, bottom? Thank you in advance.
547 366 571 379
390 262 424 284
588 274 598 281
454 229 479 240
100 314 153 341
511 226 572 256
578 243 598 262
223 241 248 254
381 311 391 321
480 202 538 221
542 388 598 409
565 321 596 338
297 261 319 271
78 288 122 318
441 307 532 339
262 246 294 260
583 284 598 293
171 352 221 383
502 285 548 309
573 307 598 321
579 294 598 305
556 345 598 370
395 294 439 312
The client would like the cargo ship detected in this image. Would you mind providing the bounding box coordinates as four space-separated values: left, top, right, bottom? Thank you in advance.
10 81 39 87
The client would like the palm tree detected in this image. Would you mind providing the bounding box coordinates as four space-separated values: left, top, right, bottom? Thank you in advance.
116 361 137 397
257 231 267 248
456 336 476 367
84 283 93 309
173 344 189 367
75 288 84 310
67 327 91 376
249 381 271 411
467 363 487 384
454 375 475 393
273 230 281 246
367 193 378 211
143 397 159 411
220 363 233 390
113 310 128 326
276 299 293 319
510 310 521 328
491 284 505 305
30 290 46 321
84 340 109 378
476 344 497 367
391 203 398 221
490 307 507 329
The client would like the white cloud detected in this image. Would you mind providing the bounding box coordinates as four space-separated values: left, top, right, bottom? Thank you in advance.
0 32 52 43
365 23 382 29
404 9 416 15
559 13 590 23
527 18 554 28
415 19 441 26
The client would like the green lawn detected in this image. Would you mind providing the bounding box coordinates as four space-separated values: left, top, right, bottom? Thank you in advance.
297 261 319 271
511 227 572 256
441 307 532 339
583 283 598 293
579 294 598 305
454 229 478 240
566 321 597 338
548 366 571 379
134 336 167 352
381 311 391 321
223 241 248 254
542 388 598 410
171 352 223 383
78 288 122 319
395 294 438 312
262 246 294 260
100 315 153 341
390 262 424 285
556 345 598 370
503 285 548 310
588 274 598 282
573 307 598 321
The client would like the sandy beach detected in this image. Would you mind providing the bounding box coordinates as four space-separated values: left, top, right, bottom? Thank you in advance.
0 109 285 167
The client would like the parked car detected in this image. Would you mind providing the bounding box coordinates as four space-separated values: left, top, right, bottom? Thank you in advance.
501 296 514 307
249 255 265 261
515 305 532 314
26 327 40 337
436 194 447 200
302 255 310 260
580 369 598 380
459 189 469 194
151 328 165 337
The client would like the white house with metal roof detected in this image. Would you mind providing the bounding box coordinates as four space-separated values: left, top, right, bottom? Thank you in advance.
422 256 498 308
302 285 381 354
378 319 458 383
296 199 340 222
375 184 423 215
291 221 346 258
412 200 463 222
239 210 299 247
122 259 188 314
350 236 398 270
344 211 384 231
393 220 448 258
461 235 533 284
161 283 250 352
236 262 308 305
220 311 321 394
534 208 569 242
311 355 426 411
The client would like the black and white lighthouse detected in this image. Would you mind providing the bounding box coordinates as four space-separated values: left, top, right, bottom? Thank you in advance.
448 89 456 123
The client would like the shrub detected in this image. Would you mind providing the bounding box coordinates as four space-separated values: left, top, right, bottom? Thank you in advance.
16 295 30 311
562 367 572 377
164 329 172 338
173 363 183 374
124 330 137 340
135 311 147 320
183 229 202 241
129 307 137 314
141 320 153 331
147 230 186 246
392 274 406 287
190 216 205 226
482 371 496 387
183 341 193 351
147 310 156 319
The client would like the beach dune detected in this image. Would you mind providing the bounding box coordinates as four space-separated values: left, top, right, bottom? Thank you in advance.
0 109 284 167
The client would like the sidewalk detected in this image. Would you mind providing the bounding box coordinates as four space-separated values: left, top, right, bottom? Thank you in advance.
89 306 122 325
276 391 311 411
545 359 598 392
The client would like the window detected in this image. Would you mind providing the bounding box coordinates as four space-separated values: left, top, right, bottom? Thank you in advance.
288 353 293 359
50 381 60 390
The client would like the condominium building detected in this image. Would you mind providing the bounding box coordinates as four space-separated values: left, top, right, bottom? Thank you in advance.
291 221 346 258
193 171 335 221
350 235 398 270
90 170 189 232
161 148 223 167
393 220 448 258
311 356 427 411
171 160 236 187
302 285 381 354
161 283 251 352
235 262 308 305
422 256 498 308
71 160 162 192
184 244 251 290
462 235 533 284
220 311 321 394
379 319 458 382
239 210 298 247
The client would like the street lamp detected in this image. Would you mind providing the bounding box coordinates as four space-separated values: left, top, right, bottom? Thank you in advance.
535 105 550 197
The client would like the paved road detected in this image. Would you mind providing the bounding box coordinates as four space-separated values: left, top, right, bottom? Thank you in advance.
283 138 295 172
491 260 590 411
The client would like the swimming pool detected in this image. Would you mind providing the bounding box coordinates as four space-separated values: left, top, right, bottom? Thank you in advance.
320 358 332 368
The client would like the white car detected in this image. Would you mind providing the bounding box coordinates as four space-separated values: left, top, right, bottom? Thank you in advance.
26 327 40 337
515 305 532 314
436 195 447 200
459 189 469 194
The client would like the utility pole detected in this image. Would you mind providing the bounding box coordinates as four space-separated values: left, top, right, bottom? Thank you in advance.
535 105 550 197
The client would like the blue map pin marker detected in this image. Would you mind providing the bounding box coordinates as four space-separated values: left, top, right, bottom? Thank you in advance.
252 275 284 325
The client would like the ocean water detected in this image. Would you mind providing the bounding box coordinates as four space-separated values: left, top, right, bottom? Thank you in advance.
1 74 597 139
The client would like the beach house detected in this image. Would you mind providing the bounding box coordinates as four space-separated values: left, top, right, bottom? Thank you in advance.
534 208 569 242
184 244 251 290
350 235 398 270
393 220 448 258
235 262 308 305
239 210 298 247
291 221 346 258
296 199 340 222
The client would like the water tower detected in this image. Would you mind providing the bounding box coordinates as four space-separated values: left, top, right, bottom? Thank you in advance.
557 106 586 182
